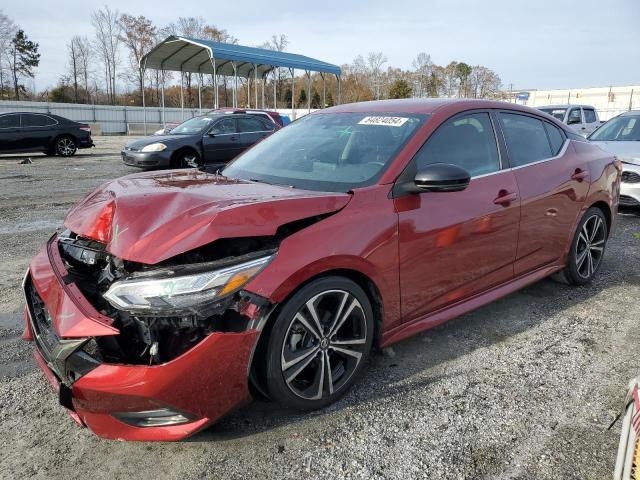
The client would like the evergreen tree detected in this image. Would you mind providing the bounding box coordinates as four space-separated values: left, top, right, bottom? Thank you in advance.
9 29 40 100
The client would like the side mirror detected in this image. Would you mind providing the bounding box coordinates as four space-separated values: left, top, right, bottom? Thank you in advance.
207 132 216 137
567 117 582 125
412 163 471 193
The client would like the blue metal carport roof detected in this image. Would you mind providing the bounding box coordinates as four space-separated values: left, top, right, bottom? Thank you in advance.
141 36 341 78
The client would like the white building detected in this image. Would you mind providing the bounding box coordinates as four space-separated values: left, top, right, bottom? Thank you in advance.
510 85 639 121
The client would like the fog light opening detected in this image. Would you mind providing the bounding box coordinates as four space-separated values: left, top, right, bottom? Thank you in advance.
113 408 195 427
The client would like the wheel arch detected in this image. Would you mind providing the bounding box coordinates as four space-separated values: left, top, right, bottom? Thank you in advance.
247 267 384 399
589 200 612 236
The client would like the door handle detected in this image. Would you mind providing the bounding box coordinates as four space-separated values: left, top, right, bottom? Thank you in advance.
571 168 589 182
230 135 238 141
493 190 518 205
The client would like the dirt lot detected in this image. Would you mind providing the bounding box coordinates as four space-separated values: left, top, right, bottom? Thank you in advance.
1 136 639 479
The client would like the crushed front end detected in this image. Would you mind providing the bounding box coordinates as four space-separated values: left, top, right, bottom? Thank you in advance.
23 231 273 441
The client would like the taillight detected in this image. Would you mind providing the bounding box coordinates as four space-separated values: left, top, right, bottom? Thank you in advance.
79 125 91 133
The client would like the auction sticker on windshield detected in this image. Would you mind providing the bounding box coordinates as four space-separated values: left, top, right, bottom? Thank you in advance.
358 116 409 127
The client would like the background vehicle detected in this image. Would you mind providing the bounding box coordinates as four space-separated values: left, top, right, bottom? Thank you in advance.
588 111 640 209
538 104 601 137
0 112 94 156
123 112 278 169
153 109 286 135
25 99 619 441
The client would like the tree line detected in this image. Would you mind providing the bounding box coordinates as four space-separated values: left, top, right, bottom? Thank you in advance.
0 7 504 108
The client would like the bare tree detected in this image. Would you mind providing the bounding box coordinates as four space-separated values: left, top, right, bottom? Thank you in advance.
412 52 433 98
92 6 122 104
260 35 289 107
367 52 387 100
67 36 83 102
0 11 16 97
119 14 156 103
75 36 92 103
469 65 502 99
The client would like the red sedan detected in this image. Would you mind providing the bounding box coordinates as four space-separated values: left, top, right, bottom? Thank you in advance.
23 99 620 441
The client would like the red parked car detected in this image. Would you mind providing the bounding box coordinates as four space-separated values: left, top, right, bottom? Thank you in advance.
23 99 620 441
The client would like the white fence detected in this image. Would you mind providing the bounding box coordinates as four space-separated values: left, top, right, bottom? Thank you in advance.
0 100 316 135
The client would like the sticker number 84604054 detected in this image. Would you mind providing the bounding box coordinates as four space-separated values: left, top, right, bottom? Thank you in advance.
357 116 409 127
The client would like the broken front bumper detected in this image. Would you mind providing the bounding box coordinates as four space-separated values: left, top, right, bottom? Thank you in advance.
24 236 261 441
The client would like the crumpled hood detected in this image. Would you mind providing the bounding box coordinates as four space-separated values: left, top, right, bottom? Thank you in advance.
591 141 640 165
64 170 351 264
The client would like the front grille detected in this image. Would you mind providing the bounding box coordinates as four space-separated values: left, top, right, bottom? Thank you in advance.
25 276 98 385
622 171 640 184
26 280 59 362
620 195 640 207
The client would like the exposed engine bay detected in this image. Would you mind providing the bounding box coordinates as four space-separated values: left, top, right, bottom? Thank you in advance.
57 230 278 365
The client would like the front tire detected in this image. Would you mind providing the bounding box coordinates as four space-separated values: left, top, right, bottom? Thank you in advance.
55 136 77 157
171 150 200 168
562 207 608 285
265 276 374 410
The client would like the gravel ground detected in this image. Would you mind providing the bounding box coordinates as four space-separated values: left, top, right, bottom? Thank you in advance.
1 136 639 479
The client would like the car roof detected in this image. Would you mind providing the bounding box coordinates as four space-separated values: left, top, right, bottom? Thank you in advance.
537 104 595 109
319 98 565 117
619 110 640 117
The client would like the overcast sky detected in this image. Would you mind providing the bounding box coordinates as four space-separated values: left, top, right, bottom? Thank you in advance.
3 0 639 92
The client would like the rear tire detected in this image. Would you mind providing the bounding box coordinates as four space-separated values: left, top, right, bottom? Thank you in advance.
561 207 608 285
55 136 77 157
265 276 374 410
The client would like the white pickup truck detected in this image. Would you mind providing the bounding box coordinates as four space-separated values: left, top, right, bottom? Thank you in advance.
537 104 601 137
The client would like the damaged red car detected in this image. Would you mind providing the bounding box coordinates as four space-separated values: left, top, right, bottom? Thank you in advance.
23 99 620 441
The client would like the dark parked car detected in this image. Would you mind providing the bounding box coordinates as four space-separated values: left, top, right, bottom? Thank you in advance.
154 109 287 135
123 112 278 169
24 99 619 441
0 112 94 156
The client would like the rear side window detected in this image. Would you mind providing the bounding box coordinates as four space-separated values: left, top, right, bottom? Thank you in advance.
414 112 500 177
237 117 266 133
0 114 20 128
584 109 597 123
543 122 565 155
567 108 582 125
22 114 56 127
210 118 236 135
498 113 553 167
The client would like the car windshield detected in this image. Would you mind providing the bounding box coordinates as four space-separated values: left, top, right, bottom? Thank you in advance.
169 116 217 135
223 112 426 192
589 115 640 141
539 108 567 121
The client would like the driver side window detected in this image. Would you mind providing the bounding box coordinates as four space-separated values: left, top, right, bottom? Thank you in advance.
413 112 500 177
210 118 236 135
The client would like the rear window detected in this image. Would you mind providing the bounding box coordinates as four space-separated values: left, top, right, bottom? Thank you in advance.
0 114 20 128
539 108 566 121
237 117 266 133
499 113 553 167
584 109 597 123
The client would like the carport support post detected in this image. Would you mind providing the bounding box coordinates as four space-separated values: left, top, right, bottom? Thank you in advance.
198 72 202 114
247 68 251 108
273 70 277 110
306 70 311 113
290 68 295 120
180 70 184 120
321 73 326 108
141 67 147 135
232 62 238 108
337 74 341 105
161 68 166 127
254 64 258 109
211 56 219 109
261 74 265 109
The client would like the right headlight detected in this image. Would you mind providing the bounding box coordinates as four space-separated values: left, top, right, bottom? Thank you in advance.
103 256 271 314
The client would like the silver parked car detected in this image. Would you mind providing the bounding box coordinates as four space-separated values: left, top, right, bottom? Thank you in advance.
538 104 601 137
588 111 640 209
